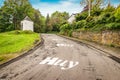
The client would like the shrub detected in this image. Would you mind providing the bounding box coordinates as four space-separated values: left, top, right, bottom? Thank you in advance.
107 15 116 23
22 30 34 34
114 7 120 22
109 44 115 47
85 21 95 28
14 30 21 34
75 12 88 22
91 24 105 32
96 12 112 24
86 16 94 22
91 7 102 16
59 31 64 35
75 20 86 29
104 5 115 12
105 23 120 30
68 30 73 37
9 30 34 34
104 12 111 17
105 23 114 30
0 57 4 61
60 23 69 32
60 23 71 35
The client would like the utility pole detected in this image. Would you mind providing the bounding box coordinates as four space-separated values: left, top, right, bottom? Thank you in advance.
88 0 91 17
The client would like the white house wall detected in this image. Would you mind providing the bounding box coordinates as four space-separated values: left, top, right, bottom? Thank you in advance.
21 20 34 31
68 15 76 24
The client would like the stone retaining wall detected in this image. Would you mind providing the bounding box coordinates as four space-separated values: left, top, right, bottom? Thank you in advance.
72 31 120 47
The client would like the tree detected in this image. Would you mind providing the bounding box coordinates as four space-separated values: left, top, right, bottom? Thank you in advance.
0 0 35 32
0 7 13 32
0 0 46 33
45 14 51 32
80 0 104 16
33 9 43 33
80 0 93 16
33 10 45 33
49 11 69 32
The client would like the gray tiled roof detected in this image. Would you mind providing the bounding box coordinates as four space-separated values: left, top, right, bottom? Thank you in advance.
23 16 32 21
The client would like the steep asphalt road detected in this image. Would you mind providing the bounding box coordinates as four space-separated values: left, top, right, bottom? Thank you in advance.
0 34 120 80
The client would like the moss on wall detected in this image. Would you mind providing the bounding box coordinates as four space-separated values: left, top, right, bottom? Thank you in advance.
72 30 120 47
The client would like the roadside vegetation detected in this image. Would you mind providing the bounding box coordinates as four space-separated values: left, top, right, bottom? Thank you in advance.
0 0 45 33
0 0 69 33
59 1 120 36
0 30 40 64
0 0 119 35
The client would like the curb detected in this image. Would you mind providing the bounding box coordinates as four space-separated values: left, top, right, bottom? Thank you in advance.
0 34 44 69
58 34 120 64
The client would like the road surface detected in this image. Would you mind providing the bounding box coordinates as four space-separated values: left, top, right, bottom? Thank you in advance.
0 34 120 80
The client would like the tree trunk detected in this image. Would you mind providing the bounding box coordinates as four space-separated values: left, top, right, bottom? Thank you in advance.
88 0 91 17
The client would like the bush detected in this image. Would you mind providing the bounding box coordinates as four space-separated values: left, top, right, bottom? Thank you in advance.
60 23 71 35
75 12 88 22
105 23 120 30
114 7 120 22
75 20 86 29
68 30 73 37
103 12 111 17
109 44 115 47
60 23 74 36
107 15 116 23
14 30 21 34
104 5 115 12
96 12 112 24
91 24 105 32
85 21 95 28
91 7 102 16
86 16 94 22
22 30 34 34
60 23 72 31
9 30 34 34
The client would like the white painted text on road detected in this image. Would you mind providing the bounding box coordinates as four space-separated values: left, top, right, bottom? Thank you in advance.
39 57 79 70
57 44 74 47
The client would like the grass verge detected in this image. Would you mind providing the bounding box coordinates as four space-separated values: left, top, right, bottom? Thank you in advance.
0 30 40 64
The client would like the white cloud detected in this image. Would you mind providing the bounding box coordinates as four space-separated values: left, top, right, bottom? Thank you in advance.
113 3 120 7
60 1 72 7
32 0 83 17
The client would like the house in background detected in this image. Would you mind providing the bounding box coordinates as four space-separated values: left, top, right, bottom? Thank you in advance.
68 13 76 24
21 16 34 31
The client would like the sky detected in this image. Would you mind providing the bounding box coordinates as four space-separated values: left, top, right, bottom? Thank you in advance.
30 0 82 17
30 0 120 17
0 0 120 17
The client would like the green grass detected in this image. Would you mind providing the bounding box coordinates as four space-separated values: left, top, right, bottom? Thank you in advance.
0 30 40 64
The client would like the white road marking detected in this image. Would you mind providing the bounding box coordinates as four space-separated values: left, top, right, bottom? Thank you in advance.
39 57 79 70
56 44 74 47
52 39 58 41
52 39 63 41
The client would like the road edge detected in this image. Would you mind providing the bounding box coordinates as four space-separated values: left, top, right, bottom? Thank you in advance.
0 34 44 69
58 34 120 64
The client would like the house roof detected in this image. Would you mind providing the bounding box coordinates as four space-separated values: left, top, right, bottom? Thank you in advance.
23 16 32 22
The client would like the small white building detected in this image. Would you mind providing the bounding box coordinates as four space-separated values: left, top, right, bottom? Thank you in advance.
21 16 34 31
68 14 76 24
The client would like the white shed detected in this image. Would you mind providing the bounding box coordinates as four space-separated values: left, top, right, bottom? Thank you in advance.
21 16 34 31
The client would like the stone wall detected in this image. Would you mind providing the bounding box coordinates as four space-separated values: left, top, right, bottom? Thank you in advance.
72 31 120 47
